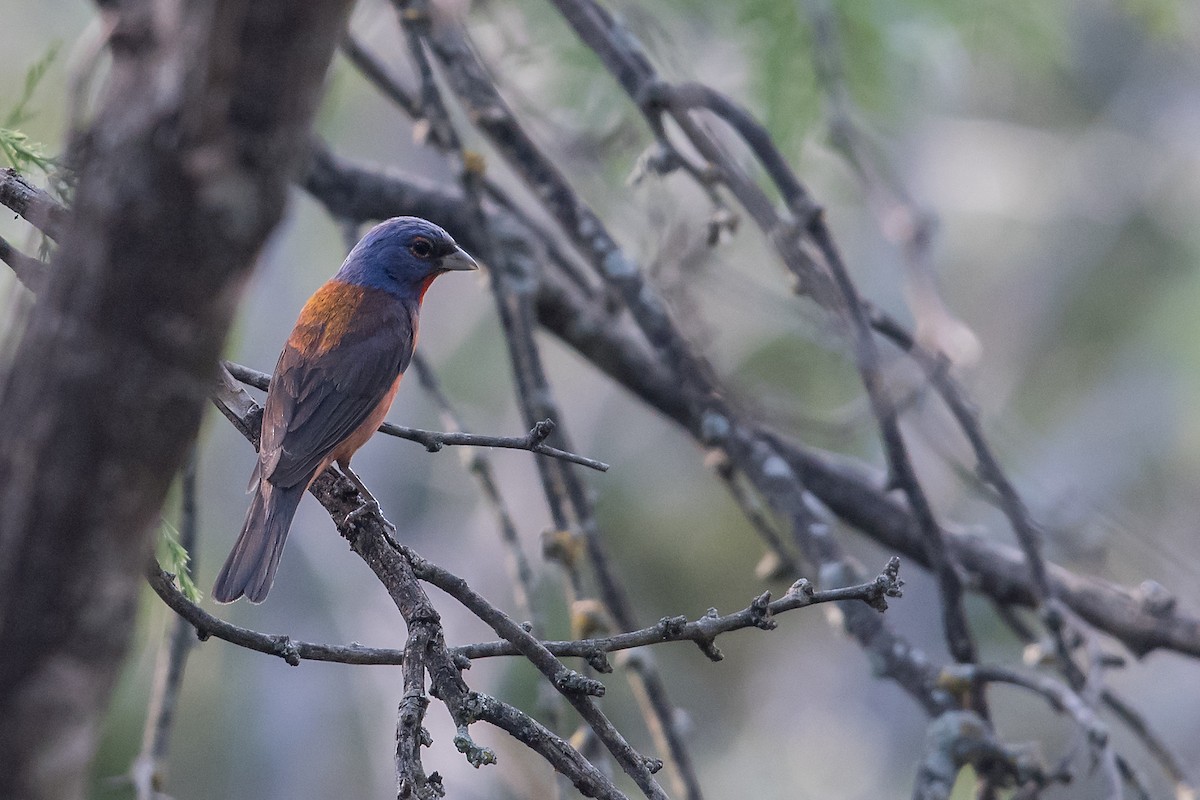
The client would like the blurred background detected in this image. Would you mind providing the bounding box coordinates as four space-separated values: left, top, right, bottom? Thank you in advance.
3 0 1200 797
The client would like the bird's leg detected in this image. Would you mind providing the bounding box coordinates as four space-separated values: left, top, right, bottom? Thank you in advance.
339 461 385 528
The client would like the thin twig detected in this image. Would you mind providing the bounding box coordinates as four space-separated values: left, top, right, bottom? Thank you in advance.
223 360 608 471
545 0 983 706
411 551 669 799
803 0 979 366
147 565 407 666
391 10 706 793
1101 689 1196 797
209 372 630 798
411 353 540 626
341 33 422 119
148 555 900 668
455 558 902 662
288 149 1200 662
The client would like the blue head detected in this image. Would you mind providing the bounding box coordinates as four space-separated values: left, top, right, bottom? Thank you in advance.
334 216 477 300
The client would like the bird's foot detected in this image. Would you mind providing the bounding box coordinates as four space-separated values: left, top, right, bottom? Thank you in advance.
342 497 383 529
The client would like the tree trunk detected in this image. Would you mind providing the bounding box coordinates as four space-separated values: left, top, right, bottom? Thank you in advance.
0 1 353 797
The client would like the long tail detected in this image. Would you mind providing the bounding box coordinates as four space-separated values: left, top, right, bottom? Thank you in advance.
212 481 306 604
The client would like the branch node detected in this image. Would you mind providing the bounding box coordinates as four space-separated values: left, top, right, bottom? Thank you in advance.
694 638 723 662
584 649 613 674
541 528 585 570
554 669 606 697
526 418 556 448
867 557 905 612
700 409 731 445
786 578 815 602
454 727 497 768
270 635 301 666
1136 580 1177 617
634 78 672 112
658 614 688 638
628 142 684 185
706 206 739 247
749 590 776 630
461 149 487 177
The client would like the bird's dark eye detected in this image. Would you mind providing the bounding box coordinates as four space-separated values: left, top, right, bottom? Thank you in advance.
410 237 434 259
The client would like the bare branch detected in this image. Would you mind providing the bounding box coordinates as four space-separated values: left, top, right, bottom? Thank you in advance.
389 10 706 792
912 710 1048 800
411 553 669 799
206 372 632 798
1101 689 1196 798
239 147 1200 663
223 360 609 471
147 566 407 666
148 555 900 669
340 34 421 119
0 167 66 241
454 558 903 663
473 695 629 800
410 353 540 627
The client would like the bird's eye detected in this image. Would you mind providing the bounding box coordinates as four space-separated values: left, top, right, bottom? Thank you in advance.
410 237 434 258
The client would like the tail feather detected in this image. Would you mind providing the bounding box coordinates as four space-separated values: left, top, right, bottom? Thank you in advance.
212 481 306 604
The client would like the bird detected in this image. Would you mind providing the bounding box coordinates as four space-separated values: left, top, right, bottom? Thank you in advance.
212 216 478 604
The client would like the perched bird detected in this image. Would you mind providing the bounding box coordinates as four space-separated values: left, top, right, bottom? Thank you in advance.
212 217 477 604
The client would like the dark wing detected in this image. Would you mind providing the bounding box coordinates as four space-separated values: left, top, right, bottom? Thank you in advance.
259 302 413 488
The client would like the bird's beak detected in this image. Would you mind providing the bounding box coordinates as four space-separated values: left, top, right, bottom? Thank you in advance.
439 246 479 272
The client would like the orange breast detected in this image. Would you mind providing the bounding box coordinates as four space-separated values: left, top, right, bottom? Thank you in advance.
324 372 404 471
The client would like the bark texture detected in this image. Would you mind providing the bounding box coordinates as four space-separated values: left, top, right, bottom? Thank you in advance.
0 2 354 797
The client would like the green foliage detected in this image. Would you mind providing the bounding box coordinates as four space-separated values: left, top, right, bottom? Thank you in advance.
1 43 59 172
159 520 201 603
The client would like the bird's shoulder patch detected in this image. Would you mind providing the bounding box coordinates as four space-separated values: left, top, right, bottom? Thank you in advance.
288 280 394 357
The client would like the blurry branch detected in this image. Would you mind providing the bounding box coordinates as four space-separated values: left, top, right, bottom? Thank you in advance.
390 1 960 744
1100 689 1196 799
390 6 707 794
341 34 421 119
223 359 609 471
988 570 1194 798
912 710 1049 800
0 233 46 290
548 0 986 704
940 664 1111 771
294 146 1200 658
410 353 540 625
6 157 1200 668
802 0 980 366
937 662 1154 799
128 455 199 800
